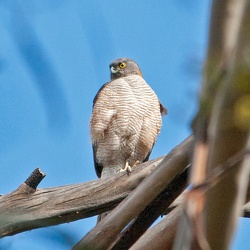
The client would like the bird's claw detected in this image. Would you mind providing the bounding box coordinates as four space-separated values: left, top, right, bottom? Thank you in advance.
133 160 140 166
118 162 132 175
118 160 141 175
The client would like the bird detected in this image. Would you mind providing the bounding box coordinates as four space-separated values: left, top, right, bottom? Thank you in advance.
90 58 167 221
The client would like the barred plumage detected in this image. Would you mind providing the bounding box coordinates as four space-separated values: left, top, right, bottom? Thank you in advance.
90 58 167 178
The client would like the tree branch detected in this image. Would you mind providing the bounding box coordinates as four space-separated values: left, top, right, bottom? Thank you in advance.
130 205 182 250
176 1 250 249
73 136 193 250
110 165 189 250
24 167 46 191
0 155 163 238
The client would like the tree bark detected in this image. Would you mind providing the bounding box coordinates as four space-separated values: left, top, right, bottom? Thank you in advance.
73 136 193 250
0 155 163 237
0 136 194 238
175 1 250 249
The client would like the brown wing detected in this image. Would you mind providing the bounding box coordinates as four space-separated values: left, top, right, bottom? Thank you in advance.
91 82 113 177
160 102 168 115
92 82 109 108
92 143 102 178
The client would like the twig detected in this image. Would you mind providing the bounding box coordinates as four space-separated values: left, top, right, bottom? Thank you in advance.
24 168 46 190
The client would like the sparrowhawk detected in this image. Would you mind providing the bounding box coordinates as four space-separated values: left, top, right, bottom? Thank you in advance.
90 58 167 178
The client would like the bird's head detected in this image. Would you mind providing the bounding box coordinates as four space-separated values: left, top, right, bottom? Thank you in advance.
109 58 143 80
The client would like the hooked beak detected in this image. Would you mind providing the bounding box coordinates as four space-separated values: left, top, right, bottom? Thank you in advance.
110 66 118 74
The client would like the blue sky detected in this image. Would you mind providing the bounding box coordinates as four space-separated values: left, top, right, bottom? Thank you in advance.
0 1 249 249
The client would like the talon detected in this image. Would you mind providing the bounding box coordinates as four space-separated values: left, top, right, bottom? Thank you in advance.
119 162 132 175
133 160 140 166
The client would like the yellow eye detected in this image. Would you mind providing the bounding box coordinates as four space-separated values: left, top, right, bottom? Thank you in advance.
119 62 126 68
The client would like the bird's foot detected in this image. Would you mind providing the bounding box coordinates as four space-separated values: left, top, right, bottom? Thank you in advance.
118 162 132 176
133 160 140 166
118 160 140 176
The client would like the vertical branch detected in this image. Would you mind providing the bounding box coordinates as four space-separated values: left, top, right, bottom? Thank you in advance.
205 1 250 249
175 0 250 249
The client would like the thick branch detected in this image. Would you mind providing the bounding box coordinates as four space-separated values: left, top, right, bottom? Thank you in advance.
73 136 193 250
130 205 182 250
0 156 163 238
204 2 250 249
110 166 189 250
176 1 250 249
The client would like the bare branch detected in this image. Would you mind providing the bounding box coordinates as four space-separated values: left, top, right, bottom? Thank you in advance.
130 206 182 250
0 155 163 238
176 1 250 249
24 168 46 191
110 166 189 250
73 136 193 250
